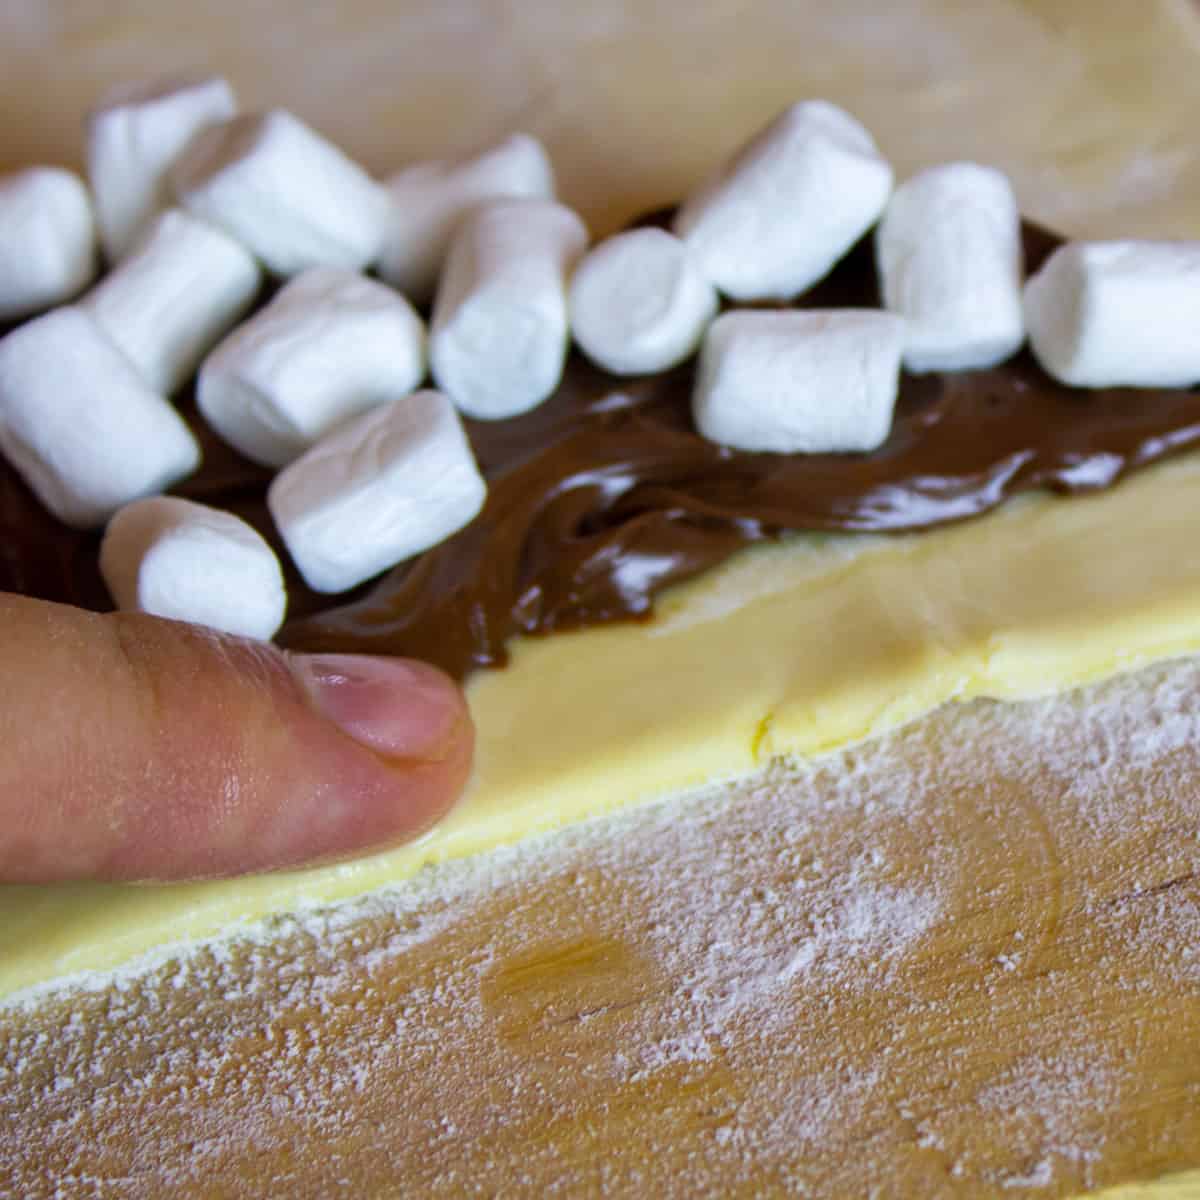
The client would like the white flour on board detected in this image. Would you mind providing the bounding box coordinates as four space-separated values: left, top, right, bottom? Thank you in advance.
5 658 1200 1194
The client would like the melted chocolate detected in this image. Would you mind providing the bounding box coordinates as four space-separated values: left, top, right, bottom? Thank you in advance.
3 223 1200 679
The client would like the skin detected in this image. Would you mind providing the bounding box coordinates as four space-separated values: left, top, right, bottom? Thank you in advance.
0 593 474 882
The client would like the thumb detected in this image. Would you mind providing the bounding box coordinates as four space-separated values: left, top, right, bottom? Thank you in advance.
0 594 473 882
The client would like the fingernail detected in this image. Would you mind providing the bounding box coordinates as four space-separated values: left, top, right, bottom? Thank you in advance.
289 653 464 761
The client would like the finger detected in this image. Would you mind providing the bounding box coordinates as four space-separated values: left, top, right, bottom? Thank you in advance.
0 594 473 882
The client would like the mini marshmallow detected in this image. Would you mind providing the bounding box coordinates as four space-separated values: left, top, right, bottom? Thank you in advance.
876 163 1024 373
569 227 718 375
379 133 556 303
693 309 904 454
1024 240 1200 388
82 208 260 395
673 100 893 301
171 110 391 276
198 267 427 468
100 496 286 640
430 199 587 420
268 390 486 593
87 75 237 262
0 307 199 528
0 167 97 320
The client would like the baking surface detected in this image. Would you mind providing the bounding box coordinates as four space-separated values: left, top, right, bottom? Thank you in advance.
5 0 1200 1195
7 661 1200 1195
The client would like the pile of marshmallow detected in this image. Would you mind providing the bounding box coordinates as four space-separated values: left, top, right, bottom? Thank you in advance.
0 80 1195 642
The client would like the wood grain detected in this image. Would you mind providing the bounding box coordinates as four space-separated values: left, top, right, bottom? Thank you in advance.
6 661 1200 1195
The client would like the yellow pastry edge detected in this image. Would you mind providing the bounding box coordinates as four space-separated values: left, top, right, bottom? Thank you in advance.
6 452 1200 1002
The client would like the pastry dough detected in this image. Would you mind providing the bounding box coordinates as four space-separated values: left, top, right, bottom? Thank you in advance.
4 0 1200 1012
8 454 1200 998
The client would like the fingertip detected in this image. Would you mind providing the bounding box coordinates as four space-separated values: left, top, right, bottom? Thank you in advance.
288 652 468 763
0 598 477 882
184 649 477 877
276 694 476 874
232 650 477 875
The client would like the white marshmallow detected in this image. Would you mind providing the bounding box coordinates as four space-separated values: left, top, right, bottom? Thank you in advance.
268 390 486 594
693 309 904 454
569 227 719 375
673 100 893 302
876 163 1024 373
198 267 427 468
82 209 260 395
100 496 286 640
379 134 556 302
87 75 237 262
0 167 97 320
430 199 587 420
1024 240 1200 388
171 110 391 276
0 307 200 528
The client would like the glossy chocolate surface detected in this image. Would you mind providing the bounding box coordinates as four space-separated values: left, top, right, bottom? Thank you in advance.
3 224 1199 679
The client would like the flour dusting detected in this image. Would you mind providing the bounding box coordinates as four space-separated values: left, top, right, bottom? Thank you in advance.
5 659 1200 1195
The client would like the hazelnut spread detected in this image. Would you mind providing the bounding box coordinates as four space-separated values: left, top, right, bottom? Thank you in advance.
3 223 1199 679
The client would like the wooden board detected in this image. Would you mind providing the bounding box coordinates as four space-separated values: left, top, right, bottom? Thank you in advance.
6 661 1200 1194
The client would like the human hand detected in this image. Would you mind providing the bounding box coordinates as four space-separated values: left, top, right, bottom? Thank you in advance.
0 593 472 882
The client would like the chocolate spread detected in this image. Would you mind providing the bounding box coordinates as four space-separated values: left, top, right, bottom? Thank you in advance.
3 222 1199 679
